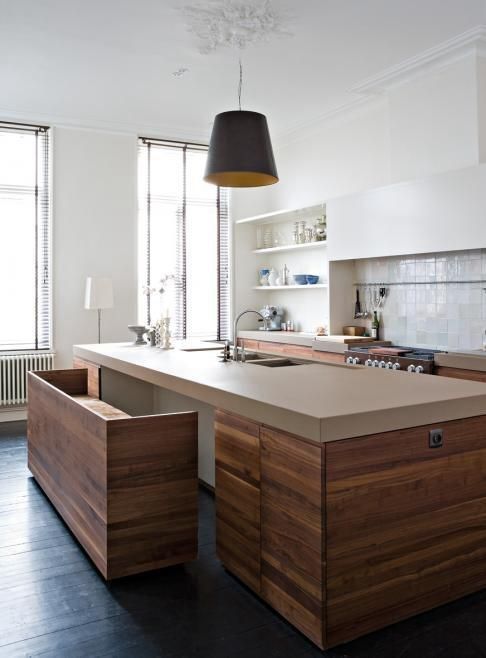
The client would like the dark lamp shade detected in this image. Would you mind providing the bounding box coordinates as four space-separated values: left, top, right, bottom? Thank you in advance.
204 110 278 187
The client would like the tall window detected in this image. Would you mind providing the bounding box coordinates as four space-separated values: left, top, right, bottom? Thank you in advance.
0 122 51 351
138 138 230 341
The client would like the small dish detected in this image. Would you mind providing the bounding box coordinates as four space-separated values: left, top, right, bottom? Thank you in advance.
293 274 308 285
306 275 319 285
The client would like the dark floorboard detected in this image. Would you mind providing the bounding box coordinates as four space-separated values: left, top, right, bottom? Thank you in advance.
0 421 485 657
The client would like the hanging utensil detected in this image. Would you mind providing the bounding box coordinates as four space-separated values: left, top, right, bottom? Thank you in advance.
354 289 362 318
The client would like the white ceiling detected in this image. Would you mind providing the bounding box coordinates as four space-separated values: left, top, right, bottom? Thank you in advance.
1 0 486 141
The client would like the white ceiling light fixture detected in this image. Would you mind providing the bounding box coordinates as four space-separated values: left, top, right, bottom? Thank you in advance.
184 0 292 187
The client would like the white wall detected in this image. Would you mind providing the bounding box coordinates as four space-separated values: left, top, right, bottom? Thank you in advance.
53 127 138 367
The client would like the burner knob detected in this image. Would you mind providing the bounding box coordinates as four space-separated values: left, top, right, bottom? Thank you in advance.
372 360 380 368
385 361 393 369
365 359 373 367
379 360 387 368
407 364 416 373
346 356 354 364
415 365 424 374
392 362 401 370
353 357 361 365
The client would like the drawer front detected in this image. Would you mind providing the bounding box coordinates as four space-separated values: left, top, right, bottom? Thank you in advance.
216 467 260 592
435 365 486 383
326 415 486 646
215 409 260 486
260 426 324 647
312 350 344 364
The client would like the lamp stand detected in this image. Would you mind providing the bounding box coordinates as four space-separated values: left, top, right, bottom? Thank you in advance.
98 309 102 343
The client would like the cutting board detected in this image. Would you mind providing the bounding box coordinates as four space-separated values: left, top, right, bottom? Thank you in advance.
368 347 409 355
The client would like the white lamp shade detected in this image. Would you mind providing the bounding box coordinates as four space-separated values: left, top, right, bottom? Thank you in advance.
84 277 114 310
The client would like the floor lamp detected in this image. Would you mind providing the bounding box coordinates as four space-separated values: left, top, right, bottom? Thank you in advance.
84 277 114 343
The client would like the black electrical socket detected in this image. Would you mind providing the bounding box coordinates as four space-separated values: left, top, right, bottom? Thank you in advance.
429 429 443 448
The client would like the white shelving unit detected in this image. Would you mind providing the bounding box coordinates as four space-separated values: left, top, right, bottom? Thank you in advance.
253 284 328 290
234 203 330 333
252 241 327 255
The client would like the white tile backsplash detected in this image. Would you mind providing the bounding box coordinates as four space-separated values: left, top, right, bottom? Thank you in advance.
355 250 486 350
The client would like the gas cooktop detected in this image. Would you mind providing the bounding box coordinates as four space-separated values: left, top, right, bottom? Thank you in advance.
344 345 445 373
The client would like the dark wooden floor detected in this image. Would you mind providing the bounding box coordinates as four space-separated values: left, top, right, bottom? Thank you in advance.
0 423 485 658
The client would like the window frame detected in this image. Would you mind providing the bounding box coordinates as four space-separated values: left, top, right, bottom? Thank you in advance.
138 136 231 342
0 121 52 353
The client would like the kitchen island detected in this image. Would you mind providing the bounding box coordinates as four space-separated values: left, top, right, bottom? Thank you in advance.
73 343 486 649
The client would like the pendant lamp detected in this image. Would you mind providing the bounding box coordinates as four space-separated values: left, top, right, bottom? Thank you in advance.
204 61 278 187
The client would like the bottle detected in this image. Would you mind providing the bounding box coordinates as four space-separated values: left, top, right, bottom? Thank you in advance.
371 311 380 340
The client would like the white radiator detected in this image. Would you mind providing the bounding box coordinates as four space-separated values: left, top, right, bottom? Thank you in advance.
0 353 55 407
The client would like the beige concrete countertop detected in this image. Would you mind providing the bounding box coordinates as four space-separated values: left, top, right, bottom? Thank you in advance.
435 351 486 372
74 342 486 444
238 330 390 354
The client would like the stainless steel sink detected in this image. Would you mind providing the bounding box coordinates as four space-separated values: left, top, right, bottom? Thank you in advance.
246 358 310 368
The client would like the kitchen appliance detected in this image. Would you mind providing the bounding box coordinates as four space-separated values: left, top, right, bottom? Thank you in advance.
259 305 284 331
344 345 444 374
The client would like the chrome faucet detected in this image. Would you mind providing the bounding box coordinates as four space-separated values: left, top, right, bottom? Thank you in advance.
233 310 267 361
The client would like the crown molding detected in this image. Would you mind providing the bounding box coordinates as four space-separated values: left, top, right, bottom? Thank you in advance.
0 106 210 143
351 25 486 96
275 24 486 147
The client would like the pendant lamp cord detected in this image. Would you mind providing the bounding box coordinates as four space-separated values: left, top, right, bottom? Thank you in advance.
238 58 243 111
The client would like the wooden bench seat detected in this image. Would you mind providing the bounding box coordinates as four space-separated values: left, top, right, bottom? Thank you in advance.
72 394 130 419
27 368 198 580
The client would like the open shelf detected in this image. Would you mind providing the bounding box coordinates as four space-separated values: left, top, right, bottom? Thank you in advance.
253 241 327 255
253 284 328 290
236 203 324 225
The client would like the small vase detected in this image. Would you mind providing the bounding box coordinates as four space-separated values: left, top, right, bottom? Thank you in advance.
268 268 278 286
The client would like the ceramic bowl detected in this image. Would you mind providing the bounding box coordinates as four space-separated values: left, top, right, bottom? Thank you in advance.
293 274 308 285
306 275 319 285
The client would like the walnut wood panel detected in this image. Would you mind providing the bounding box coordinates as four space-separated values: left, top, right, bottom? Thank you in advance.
435 365 486 383
215 409 260 486
106 412 198 579
28 370 198 580
237 338 259 351
312 350 345 364
73 357 101 397
33 368 88 396
260 426 324 648
216 468 260 592
326 415 486 647
215 409 261 592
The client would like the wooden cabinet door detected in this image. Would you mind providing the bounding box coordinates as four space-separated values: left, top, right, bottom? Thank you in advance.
326 416 486 647
215 410 261 592
260 426 324 648
312 350 345 364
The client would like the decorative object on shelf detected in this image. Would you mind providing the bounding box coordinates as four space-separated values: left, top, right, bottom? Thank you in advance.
293 273 319 285
292 222 300 244
263 226 273 248
343 326 366 336
259 267 270 286
316 326 328 336
268 267 278 286
306 275 319 285
314 208 327 241
282 263 289 285
128 325 148 346
84 276 114 343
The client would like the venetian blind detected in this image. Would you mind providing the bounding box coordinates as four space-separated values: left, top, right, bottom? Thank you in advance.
138 138 230 341
0 122 51 350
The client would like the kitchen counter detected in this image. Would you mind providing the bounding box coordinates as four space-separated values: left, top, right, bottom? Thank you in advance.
435 350 486 372
238 329 390 354
73 342 486 443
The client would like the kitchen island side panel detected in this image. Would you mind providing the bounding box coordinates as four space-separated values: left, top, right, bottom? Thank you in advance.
325 415 486 647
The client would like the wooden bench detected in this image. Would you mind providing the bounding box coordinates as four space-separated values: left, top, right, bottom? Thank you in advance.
27 368 198 580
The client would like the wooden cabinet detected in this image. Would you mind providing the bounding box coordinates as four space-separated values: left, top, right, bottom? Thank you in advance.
435 365 486 383
260 426 324 647
215 408 486 650
215 410 261 592
238 337 345 365
326 416 486 646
